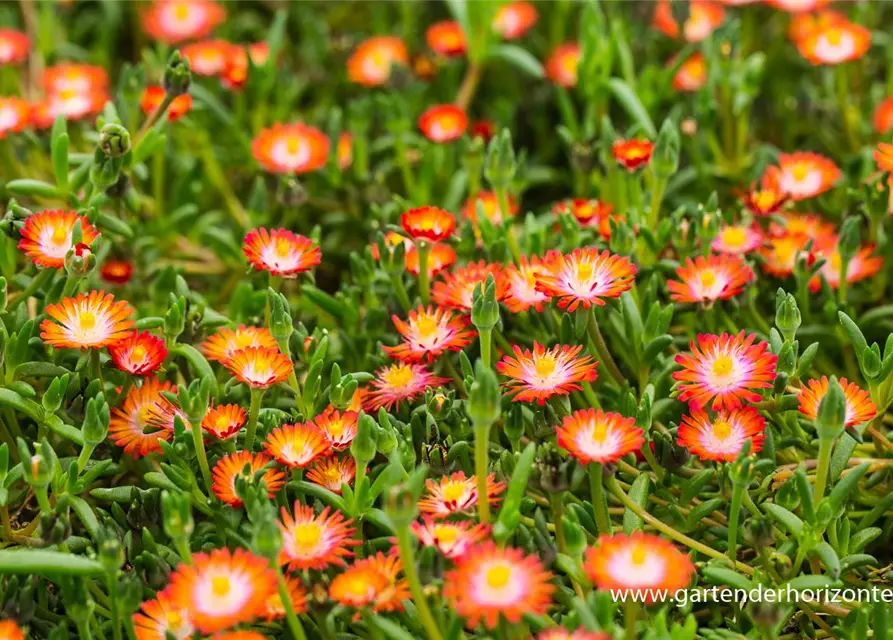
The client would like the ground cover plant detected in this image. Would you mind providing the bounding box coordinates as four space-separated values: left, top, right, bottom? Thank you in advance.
2 0 893 638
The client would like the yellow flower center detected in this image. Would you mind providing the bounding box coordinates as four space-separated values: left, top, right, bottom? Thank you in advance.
700 269 717 289
292 522 322 549
591 421 609 442
485 564 511 589
167 610 183 628
174 3 190 21
442 482 466 503
51 225 69 244
286 137 301 154
384 365 414 388
323 465 341 483
274 237 293 258
722 227 746 247
326 417 346 437
576 261 594 282
138 405 154 424
535 355 557 378
631 544 648 565
211 575 231 597
712 355 734 377
215 414 231 430
79 311 97 331
830 252 842 272
754 191 776 210
791 164 809 181
131 344 147 362
712 419 733 440
416 314 439 338
826 28 843 47
434 524 459 544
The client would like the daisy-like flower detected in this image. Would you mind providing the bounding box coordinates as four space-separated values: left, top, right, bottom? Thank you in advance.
874 143 893 174
740 175 791 216
444 541 555 629
140 86 192 121
419 105 468 143
243 227 322 277
181 39 234 76
556 409 643 464
537 630 611 640
202 325 278 364
347 553 410 614
278 503 358 571
771 152 840 200
224 346 292 389
41 291 134 350
493 1 538 39
0 96 29 137
347 36 409 87
672 53 707 92
432 261 509 312
101 259 134 285
251 123 329 174
314 408 359 450
667 254 755 304
0 622 23 640
583 532 695 602
768 0 829 12
535 247 637 311
365 363 450 411
141 0 225 43
220 42 270 90
109 379 175 457
673 331 778 410
17 209 99 269
306 455 356 494
384 305 476 362
264 422 329 469
406 242 457 278
873 97 893 134
612 139 654 171
108 330 168 376
31 91 107 128
798 377 877 428
43 63 108 95
166 547 276 634
133 590 193 640
758 233 812 278
401 206 456 242
711 225 763 255
545 43 580 88
419 471 505 519
677 406 766 462
427 21 466 57
769 212 837 239
653 0 725 42
504 254 554 313
498 343 598 405
261 575 307 622
462 191 519 226
789 9 848 43
809 243 883 292
412 517 491 560
329 560 391 609
0 29 29 65
797 16 871 65
201 404 245 440
553 199 619 240
211 451 286 506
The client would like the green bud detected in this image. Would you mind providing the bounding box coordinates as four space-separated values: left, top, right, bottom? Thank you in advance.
164 297 187 341
471 275 500 331
775 291 801 342
252 515 283 561
837 217 861 262
351 413 378 468
42 374 69 415
776 342 797 377
504 404 524 451
161 490 194 541
163 50 192 97
467 360 501 427
268 289 293 342
98 529 125 573
89 148 123 190
562 516 587 557
484 128 516 187
64 241 96 278
743 515 775 548
862 344 882 380
815 377 846 441
82 393 109 447
651 119 680 180
99 124 131 158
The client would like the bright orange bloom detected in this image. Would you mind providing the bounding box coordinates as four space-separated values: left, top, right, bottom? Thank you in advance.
493 1 538 39
771 152 840 200
553 199 620 240
352 552 410 613
498 342 598 405
758 232 812 278
43 63 108 95
181 39 235 76
41 291 134 350
101 259 134 285
503 254 554 314
873 98 893 134
347 36 409 87
769 212 836 239
419 105 468 143
797 17 871 65
133 590 193 640
261 574 306 621
337 131 352 169
557 409 643 464
711 225 763 255
406 242 457 278
140 86 192 121
545 43 580 88
141 0 225 43
243 227 322 276
401 206 456 242
306 455 356 494
798 377 877 428
0 96 30 137
211 451 285 506
535 248 637 311
809 242 883 292
365 363 450 411
673 53 707 92
653 0 725 42
278 503 359 571
108 330 168 376
0 29 29 65
419 471 505 518
329 561 390 609
427 21 466 57
584 533 694 602
201 404 245 440
740 178 789 216
202 325 278 364
384 305 476 362
536 629 611 640
31 92 107 128
0 621 24 640
874 143 893 174
667 254 754 304
432 261 509 312
411 517 491 560
673 331 778 410
211 632 268 640
264 422 329 469
109 379 175 457
166 547 276 634
463 191 519 226
17 209 99 269
768 0 829 12
612 139 654 170
224 346 292 389
220 42 270 90
788 9 848 43
444 541 554 629
251 123 329 174
677 406 766 462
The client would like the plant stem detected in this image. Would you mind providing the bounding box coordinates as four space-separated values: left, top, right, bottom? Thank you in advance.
455 62 483 111
190 413 213 494
589 463 611 536
416 241 430 304
813 437 835 503
479 327 492 369
728 479 744 566
587 310 625 387
625 600 640 640
107 572 122 640
275 564 308 640
244 388 264 451
475 421 492 523
395 526 444 640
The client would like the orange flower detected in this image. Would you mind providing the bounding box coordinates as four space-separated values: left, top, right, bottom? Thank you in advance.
264 422 329 469
310 408 358 451
768 0 829 12
329 561 390 609
166 547 276 634
498 342 598 405
43 63 108 95
278 503 359 571
181 39 235 76
401 206 456 242
711 225 763 255
41 291 134 350
612 138 654 170
504 254 555 313
0 29 29 65
0 96 30 137
224 346 292 389
0 621 24 640
771 152 840 200
873 97 893 134
337 132 353 169
427 21 466 57
797 17 871 65
211 451 285 506
108 330 168 376
349 552 410 613
202 325 278 364
411 517 491 559
141 0 225 43
809 243 883 292
536 629 611 640
673 53 707 91
788 9 848 43
583 533 694 602
758 232 812 278
17 209 99 269
419 471 505 518
874 143 893 174
419 105 468 143
553 199 619 240
545 43 580 88
444 541 554 629
769 212 836 239
667 254 754 304
347 36 409 86
798 377 877 428
133 590 193 640
109 379 176 457
673 331 777 410
653 0 725 42
384 305 476 363
201 404 246 440
243 227 322 276
493 1 538 39
140 86 192 121
220 42 270 90
306 455 356 494
31 92 108 128
535 248 637 311
211 632 268 640
677 406 766 462
463 191 519 226
432 261 509 312
406 242 457 278
260 575 307 622
365 363 450 411
556 409 643 464
101 259 134 285
251 123 330 174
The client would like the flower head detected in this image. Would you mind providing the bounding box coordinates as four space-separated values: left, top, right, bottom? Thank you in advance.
142 0 225 43
133 590 193 640
419 471 505 518
108 331 168 376
401 206 456 242
17 209 100 269
311 408 358 451
181 39 234 75
0 29 29 65
224 346 292 389
201 404 246 440
419 105 468 143
768 0 829 12
101 259 134 285
0 96 29 137
412 517 491 559
493 2 538 39
612 139 654 170
504 254 555 313
876 143 893 174
798 377 877 428
796 16 871 65
545 43 580 87
140 86 192 121
809 243 883 292
498 342 598 405
874 97 893 134
673 53 707 91
711 225 763 255
770 213 836 239
462 191 519 226
432 261 509 312
211 451 285 506
278 503 358 571
264 422 329 469
553 199 619 240
427 21 466 57
667 254 754 304
41 291 134 350
202 325 278 364
385 305 476 362
43 63 108 95
365 363 450 411
166 547 276 634
653 0 725 42
260 575 306 622
444 541 554 629
535 248 636 311
252 123 329 174
243 227 322 277
740 178 789 216
536 630 611 640
758 232 812 278
347 36 409 86
557 409 643 464
771 152 840 200
673 331 778 410
306 455 356 494
678 406 766 462
406 242 457 278
109 379 176 457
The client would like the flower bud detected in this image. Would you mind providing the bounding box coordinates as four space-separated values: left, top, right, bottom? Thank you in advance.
743 516 775 548
64 242 96 278
815 377 846 441
268 289 293 342
351 413 378 468
82 394 109 447
98 529 125 573
467 361 501 427
651 119 680 180
775 291 801 343
163 50 192 97
98 124 131 158
484 128 516 187
252 515 283 561
42 374 69 415
471 274 500 332
161 490 194 541
837 216 861 262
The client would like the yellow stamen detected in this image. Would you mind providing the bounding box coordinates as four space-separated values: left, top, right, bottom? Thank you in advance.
274 238 293 258
630 544 648 565
415 314 439 338
712 420 733 440
576 262 594 282
51 225 69 244
211 576 231 597
485 564 511 589
722 227 746 247
442 482 466 503
79 311 97 331
712 355 734 377
535 356 557 378
434 524 459 544
700 270 717 289
384 365 414 388
292 522 322 549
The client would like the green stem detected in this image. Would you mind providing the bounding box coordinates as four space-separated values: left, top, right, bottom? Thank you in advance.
395 527 444 640
814 437 835 503
244 388 264 452
835 64 859 153
391 272 412 312
479 327 492 369
9 268 53 306
587 311 625 387
191 414 212 494
393 134 416 201
589 463 611 536
136 93 174 140
89 349 104 389
107 572 122 640
728 480 744 566
474 421 492 523
75 620 93 640
625 600 640 640
76 444 95 475
416 241 430 304
275 564 308 640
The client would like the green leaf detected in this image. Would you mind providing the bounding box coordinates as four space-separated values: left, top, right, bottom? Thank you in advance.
14 362 71 378
5 179 60 199
642 334 674 362
838 312 868 366
170 345 218 397
608 78 657 137
829 432 858 481
69 496 101 541
623 473 649 534
371 615 418 640
681 468 714 506
763 503 804 535
783 575 832 591
96 213 135 239
51 116 70 190
702 567 755 591
826 462 869 514
0 550 104 576
811 542 840 579
493 442 536 542
293 480 347 512
489 44 545 78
